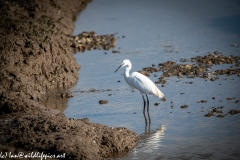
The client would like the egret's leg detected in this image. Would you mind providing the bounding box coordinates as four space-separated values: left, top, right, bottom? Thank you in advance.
146 94 151 123
146 94 150 113
142 95 148 126
142 95 146 114
146 94 149 107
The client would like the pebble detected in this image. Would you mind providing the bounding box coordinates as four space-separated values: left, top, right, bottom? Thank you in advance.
197 100 208 103
180 105 188 108
112 50 120 53
99 100 108 104
61 92 73 98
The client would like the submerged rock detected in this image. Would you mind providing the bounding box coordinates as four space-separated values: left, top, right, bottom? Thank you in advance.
229 110 240 115
180 105 188 108
99 100 109 104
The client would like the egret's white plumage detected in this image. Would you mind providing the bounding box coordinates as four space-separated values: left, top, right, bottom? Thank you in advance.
115 59 164 123
115 59 164 98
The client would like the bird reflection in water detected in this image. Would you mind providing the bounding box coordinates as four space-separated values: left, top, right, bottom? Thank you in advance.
132 125 166 158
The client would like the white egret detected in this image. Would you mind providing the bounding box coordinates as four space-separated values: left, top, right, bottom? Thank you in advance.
115 59 164 121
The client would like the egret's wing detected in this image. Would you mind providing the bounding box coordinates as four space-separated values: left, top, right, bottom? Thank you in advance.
130 72 153 94
130 72 164 98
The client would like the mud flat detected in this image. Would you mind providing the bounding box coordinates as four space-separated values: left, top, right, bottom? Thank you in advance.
0 0 138 159
138 51 240 118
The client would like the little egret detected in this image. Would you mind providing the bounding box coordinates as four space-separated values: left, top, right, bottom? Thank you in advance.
115 59 164 122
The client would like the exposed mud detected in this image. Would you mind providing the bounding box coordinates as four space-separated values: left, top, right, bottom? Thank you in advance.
204 106 225 117
0 0 138 159
138 51 240 84
1 116 138 159
138 51 240 118
71 31 116 52
229 109 240 115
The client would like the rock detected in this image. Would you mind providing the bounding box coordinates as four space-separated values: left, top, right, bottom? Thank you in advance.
216 114 225 118
162 97 166 102
61 92 73 98
197 100 208 103
229 110 240 115
15 40 25 46
112 50 120 53
180 105 188 108
99 100 108 104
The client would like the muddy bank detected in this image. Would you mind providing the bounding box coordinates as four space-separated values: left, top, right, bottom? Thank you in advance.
0 0 138 159
1 115 138 159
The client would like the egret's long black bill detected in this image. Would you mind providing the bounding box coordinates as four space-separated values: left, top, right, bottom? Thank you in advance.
114 63 124 73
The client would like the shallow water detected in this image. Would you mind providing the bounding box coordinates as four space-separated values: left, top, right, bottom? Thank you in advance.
63 0 240 159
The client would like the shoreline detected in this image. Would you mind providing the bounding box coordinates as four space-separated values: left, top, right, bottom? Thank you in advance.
0 0 138 159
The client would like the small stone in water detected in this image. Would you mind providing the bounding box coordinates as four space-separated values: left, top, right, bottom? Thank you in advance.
99 100 108 104
180 105 188 108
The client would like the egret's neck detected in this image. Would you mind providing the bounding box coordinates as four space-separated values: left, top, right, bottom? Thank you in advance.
124 64 132 78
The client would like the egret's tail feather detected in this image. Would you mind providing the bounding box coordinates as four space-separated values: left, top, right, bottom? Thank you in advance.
157 90 164 99
154 86 164 98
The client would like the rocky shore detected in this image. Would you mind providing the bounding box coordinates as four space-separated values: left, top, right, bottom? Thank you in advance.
0 0 138 159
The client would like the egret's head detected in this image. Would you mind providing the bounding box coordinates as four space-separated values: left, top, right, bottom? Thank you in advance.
115 59 131 73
